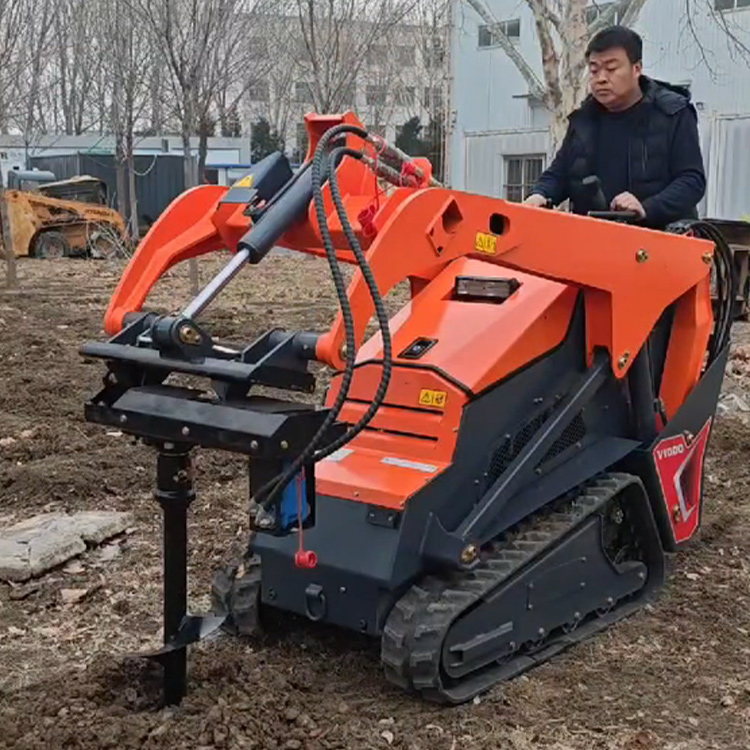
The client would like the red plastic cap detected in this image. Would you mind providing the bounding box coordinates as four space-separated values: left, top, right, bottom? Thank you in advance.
357 204 378 239
294 549 318 569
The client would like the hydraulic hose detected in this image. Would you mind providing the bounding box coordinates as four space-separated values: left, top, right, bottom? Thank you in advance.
669 219 736 364
251 124 372 514
313 145 393 460
251 124 433 517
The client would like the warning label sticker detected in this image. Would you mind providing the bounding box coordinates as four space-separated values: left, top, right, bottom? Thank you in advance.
419 389 447 408
474 232 497 255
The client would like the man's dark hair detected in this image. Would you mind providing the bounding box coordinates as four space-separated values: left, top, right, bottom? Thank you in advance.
586 25 643 64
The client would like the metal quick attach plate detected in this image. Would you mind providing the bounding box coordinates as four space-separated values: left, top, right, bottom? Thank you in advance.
84 385 339 458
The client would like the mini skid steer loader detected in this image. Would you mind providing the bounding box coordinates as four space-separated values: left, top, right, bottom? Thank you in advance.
80 113 736 707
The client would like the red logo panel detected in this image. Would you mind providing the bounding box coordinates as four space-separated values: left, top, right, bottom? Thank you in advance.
652 418 712 545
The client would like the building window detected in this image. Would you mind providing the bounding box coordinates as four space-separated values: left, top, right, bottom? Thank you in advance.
247 80 270 102
295 82 314 103
366 85 387 106
291 122 309 164
396 86 415 106
367 44 389 65
423 86 443 111
337 83 356 108
714 0 750 9
423 38 445 69
247 38 268 59
478 19 520 48
397 46 415 66
504 155 544 202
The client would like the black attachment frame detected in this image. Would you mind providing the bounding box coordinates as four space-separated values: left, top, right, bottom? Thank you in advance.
81 308 343 705
83 313 319 399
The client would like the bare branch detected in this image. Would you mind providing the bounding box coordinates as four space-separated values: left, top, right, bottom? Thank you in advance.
527 0 562 34
703 0 750 67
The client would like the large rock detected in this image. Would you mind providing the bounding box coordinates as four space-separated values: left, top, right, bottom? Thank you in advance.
0 511 133 582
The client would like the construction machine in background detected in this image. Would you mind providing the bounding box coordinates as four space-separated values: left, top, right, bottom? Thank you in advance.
3 169 127 259
80 112 737 708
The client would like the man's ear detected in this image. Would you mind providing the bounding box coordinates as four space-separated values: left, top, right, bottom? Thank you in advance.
634 61 643 76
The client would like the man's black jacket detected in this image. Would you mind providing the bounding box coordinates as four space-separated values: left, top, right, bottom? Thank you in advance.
530 76 706 228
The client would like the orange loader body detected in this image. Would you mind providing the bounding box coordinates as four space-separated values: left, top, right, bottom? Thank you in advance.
82 112 732 707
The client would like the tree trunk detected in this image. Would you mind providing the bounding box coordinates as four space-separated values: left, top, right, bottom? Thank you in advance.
198 124 209 184
182 128 199 294
555 0 588 154
115 132 128 222
126 131 140 243
0 170 18 288
182 129 196 188
217 99 228 138
150 65 163 134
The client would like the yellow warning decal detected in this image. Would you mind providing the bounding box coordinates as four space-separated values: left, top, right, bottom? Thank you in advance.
474 231 497 255
234 174 255 188
419 389 447 409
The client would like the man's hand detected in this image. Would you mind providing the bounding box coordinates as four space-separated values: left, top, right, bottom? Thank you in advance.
611 192 646 219
524 194 549 208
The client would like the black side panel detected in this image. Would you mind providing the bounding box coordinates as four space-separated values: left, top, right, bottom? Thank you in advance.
252 297 639 635
653 344 729 440
645 304 676 396
481 436 639 538
620 344 730 552
252 494 401 634
391 297 633 577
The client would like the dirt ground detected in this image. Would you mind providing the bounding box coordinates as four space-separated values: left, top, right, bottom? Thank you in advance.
2 254 750 750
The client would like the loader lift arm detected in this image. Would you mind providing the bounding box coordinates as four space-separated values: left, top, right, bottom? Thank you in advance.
80 111 734 707
102 112 716 404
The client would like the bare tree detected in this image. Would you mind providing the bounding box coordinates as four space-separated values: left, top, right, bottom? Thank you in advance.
396 0 451 114
128 0 243 292
10 0 57 160
282 0 420 114
392 0 451 174
55 0 100 134
100 0 154 241
0 0 27 135
0 0 30 287
211 4 276 143
128 0 265 186
195 1 276 178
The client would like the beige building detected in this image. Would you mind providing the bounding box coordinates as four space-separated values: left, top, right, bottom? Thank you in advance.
240 14 450 163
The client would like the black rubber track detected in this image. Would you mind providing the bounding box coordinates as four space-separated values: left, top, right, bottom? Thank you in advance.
210 553 263 636
380 472 663 704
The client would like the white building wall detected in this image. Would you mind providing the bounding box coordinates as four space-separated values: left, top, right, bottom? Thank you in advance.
448 0 750 219
463 129 549 197
448 0 547 189
634 0 750 117
705 115 750 220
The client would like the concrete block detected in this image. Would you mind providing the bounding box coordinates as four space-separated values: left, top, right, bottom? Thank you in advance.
0 511 133 582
